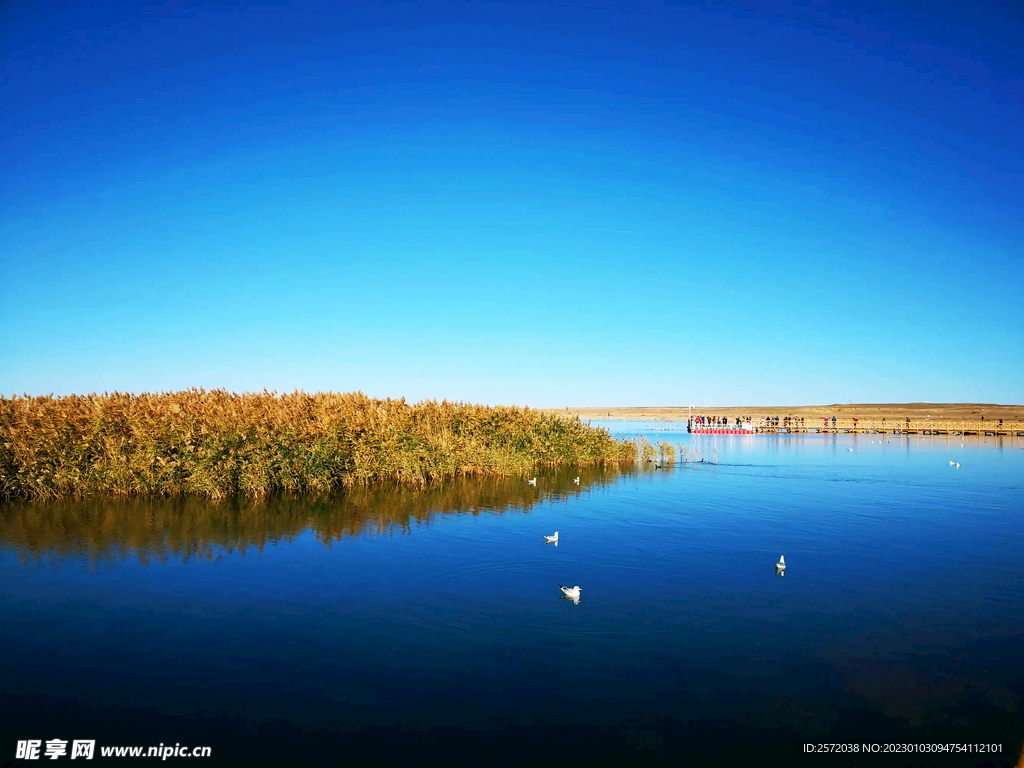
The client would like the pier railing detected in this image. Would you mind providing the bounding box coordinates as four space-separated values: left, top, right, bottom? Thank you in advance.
748 419 1024 436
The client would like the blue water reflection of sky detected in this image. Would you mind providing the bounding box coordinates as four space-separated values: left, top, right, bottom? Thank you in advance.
1 433 1022 763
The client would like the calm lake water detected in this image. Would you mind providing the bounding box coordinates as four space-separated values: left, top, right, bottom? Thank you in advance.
2 427 1023 766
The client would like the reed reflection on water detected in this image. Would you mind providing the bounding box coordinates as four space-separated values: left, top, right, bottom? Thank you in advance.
0 466 633 564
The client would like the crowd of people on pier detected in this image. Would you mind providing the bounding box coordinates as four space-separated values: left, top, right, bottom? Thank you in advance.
689 415 819 431
686 415 812 432
762 416 806 429
688 415 754 431
686 414 1019 435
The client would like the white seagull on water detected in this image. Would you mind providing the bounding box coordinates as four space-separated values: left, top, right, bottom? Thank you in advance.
544 531 559 544
776 555 786 573
574 476 580 484
559 585 581 600
528 477 537 486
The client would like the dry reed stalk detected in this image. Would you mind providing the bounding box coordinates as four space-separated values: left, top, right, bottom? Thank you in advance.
635 436 657 464
657 441 676 465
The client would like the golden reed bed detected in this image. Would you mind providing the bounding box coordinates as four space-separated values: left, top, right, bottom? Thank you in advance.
0 390 636 501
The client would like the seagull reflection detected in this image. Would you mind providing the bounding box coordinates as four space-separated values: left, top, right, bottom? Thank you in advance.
559 594 580 605
559 584 581 600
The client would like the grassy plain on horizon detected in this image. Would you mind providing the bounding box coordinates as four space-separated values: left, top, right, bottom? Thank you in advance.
553 403 1024 422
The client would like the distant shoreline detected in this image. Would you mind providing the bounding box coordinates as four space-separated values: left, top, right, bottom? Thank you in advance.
546 403 1024 421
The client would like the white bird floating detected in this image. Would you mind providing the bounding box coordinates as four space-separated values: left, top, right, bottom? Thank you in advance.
956 462 961 469
559 585 581 600
573 476 580 484
544 531 559 544
776 555 786 573
848 448 853 452
949 460 955 466
528 477 537 486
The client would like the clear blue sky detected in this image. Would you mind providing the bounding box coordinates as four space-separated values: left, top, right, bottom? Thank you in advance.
2 1 1021 407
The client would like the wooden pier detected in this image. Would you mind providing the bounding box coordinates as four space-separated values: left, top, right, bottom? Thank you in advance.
746 419 1024 437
